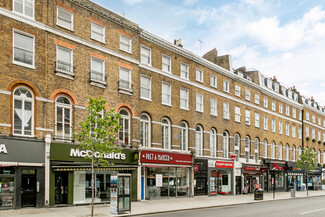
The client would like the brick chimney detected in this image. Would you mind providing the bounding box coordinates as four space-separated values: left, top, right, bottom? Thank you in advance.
174 38 183 48
202 48 232 71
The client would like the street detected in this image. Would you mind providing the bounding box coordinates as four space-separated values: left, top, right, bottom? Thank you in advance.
141 196 325 217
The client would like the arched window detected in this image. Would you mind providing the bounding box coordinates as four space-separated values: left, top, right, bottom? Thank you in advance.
210 128 217 157
317 150 321 164
271 142 275 159
55 96 72 139
234 134 240 161
263 139 268 158
195 125 203 156
140 113 150 147
245 136 250 162
223 131 229 158
161 118 171 149
298 147 302 159
278 143 283 160
286 144 289 161
180 121 188 151
254 138 259 163
292 145 296 161
13 87 34 136
119 109 130 146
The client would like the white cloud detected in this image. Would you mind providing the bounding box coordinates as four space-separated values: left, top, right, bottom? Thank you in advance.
183 0 199 6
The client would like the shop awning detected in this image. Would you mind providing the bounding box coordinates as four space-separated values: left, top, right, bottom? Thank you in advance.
52 167 137 171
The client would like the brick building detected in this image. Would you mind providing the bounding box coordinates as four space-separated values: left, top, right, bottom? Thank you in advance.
0 0 324 209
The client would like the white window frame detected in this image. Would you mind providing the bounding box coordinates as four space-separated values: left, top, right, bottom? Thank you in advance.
255 113 260 128
271 142 275 159
90 57 105 82
180 88 189 110
254 138 259 163
13 29 35 69
255 94 260 105
180 122 188 151
286 123 290 136
91 21 105 43
271 119 276 132
140 75 151 101
318 117 321 125
223 102 229 119
161 118 171 149
223 131 229 158
195 125 203 156
292 125 296 138
312 115 316 123
312 128 315 139
279 121 283 134
278 143 283 160
264 98 268 108
140 113 151 147
56 45 73 75
223 80 229 93
292 108 296 119
13 0 34 18
56 6 74 31
140 45 151 65
264 116 268 130
196 93 203 113
279 104 283 114
292 146 296 161
306 126 309 137
13 86 34 136
271 101 276 111
196 68 203 82
263 140 268 158
234 134 240 161
119 34 132 53
298 127 302 139
245 110 250 125
245 136 250 162
306 112 309 121
210 75 217 88
235 85 241 97
210 98 217 116
161 82 171 106
210 129 217 157
119 109 131 146
162 55 171 73
235 106 241 123
245 90 250 101
286 105 290 116
180 63 189 80
119 66 132 90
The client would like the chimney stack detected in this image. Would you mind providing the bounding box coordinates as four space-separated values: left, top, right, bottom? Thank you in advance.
174 38 183 47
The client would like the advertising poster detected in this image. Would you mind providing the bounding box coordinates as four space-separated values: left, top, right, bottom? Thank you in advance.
110 175 118 215
156 174 163 187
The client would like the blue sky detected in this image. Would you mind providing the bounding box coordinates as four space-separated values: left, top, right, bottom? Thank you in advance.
93 0 325 106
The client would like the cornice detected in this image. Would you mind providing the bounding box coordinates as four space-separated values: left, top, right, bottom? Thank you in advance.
303 104 325 117
303 120 325 131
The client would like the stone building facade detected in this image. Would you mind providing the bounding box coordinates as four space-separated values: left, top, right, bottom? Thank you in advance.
0 0 324 209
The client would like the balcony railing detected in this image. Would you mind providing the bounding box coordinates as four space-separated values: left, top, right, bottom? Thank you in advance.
14 48 33 65
118 79 132 90
55 61 74 75
90 71 106 82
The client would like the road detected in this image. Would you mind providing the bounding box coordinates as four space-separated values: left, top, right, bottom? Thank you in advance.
140 196 325 217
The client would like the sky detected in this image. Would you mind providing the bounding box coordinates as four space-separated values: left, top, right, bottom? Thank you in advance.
93 0 325 106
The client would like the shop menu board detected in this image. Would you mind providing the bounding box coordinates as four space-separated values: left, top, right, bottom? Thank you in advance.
110 175 118 215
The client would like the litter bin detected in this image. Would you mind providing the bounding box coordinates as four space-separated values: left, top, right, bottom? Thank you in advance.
290 189 296 198
254 189 263 200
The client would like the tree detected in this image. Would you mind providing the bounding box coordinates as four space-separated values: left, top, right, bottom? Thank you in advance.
296 147 317 196
74 96 121 217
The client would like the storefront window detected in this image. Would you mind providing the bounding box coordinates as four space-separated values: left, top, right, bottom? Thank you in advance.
0 167 15 209
268 171 283 188
146 167 189 199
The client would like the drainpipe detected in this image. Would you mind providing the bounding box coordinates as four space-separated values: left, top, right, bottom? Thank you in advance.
302 109 304 149
44 134 51 207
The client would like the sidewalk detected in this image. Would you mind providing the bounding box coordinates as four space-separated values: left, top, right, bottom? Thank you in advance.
1 190 325 217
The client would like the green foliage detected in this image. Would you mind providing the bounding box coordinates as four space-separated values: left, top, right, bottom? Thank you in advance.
306 137 310 141
296 147 317 172
74 96 122 166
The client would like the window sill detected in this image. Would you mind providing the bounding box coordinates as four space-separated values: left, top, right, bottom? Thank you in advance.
90 80 106 89
119 48 132 55
162 103 172 107
210 114 217 117
12 134 35 138
210 85 217 89
196 110 204 113
180 107 189 111
55 70 74 80
119 89 133 96
162 70 172 74
140 97 152 102
196 80 203 83
13 61 35 69
12 11 35 21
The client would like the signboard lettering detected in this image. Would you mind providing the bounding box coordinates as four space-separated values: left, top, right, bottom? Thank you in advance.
69 148 126 160
208 160 233 168
0 144 8 154
140 150 192 165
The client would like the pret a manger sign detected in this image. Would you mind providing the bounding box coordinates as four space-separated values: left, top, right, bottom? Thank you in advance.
208 160 234 168
140 150 192 165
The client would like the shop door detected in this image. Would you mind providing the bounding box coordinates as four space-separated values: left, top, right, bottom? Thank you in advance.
21 171 36 207
169 168 176 197
55 172 68 204
194 177 207 195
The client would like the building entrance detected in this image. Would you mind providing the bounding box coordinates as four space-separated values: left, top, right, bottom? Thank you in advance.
21 170 36 207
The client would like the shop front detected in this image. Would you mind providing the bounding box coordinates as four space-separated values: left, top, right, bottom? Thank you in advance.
264 159 286 192
286 162 304 191
307 167 322 190
0 136 45 209
49 143 138 206
208 160 234 195
242 165 267 194
193 158 208 196
140 150 192 200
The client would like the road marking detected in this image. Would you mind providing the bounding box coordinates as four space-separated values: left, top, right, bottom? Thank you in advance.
299 208 325 215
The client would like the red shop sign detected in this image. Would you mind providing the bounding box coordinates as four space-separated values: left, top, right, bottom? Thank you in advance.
140 150 192 166
193 164 200 172
214 161 233 169
244 166 261 171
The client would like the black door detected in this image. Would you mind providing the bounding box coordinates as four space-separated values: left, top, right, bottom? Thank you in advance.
21 173 36 207
194 177 207 195
55 172 69 204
